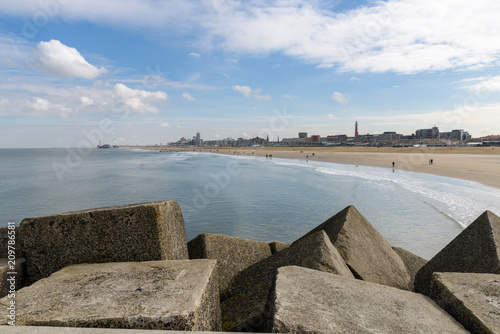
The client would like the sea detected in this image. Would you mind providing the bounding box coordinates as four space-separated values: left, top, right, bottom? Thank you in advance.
1 148 500 260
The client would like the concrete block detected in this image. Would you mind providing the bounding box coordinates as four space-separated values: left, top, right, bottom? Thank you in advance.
0 226 18 258
19 200 188 284
221 230 354 332
299 205 411 290
429 272 500 334
0 260 221 331
414 210 500 295
0 258 26 298
263 266 468 334
1 326 234 333
188 234 271 295
268 241 289 254
393 246 428 289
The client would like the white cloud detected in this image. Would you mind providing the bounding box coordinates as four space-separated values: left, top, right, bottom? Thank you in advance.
188 52 201 57
28 96 73 118
34 40 107 79
350 77 361 83
0 98 8 105
112 83 168 114
29 97 49 111
327 114 336 119
205 0 500 73
331 92 348 104
182 92 196 101
233 85 253 97
80 96 94 107
160 122 170 127
233 85 271 100
463 76 500 93
5 1 500 74
255 94 271 101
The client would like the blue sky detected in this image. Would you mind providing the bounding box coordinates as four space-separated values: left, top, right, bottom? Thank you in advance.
1 0 500 147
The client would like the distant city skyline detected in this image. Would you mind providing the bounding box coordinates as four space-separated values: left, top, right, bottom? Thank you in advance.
1 1 500 148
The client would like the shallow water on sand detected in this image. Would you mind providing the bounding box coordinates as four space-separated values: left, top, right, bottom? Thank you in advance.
1 148 499 259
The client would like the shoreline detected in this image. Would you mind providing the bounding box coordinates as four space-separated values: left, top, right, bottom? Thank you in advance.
131 146 500 190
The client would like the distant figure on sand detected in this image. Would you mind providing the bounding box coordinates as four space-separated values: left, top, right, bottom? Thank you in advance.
392 161 395 168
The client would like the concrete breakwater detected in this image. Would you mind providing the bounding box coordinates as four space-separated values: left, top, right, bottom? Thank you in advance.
0 201 499 333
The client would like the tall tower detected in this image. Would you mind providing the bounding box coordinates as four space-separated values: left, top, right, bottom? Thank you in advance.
355 121 359 138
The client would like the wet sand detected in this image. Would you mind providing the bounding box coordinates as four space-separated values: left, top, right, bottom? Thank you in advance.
135 146 500 190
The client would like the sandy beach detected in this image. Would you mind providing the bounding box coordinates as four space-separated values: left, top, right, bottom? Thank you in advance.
135 146 500 190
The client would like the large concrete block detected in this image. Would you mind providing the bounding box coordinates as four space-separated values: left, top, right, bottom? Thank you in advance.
268 241 289 254
0 225 18 258
263 266 468 334
429 272 500 334
19 200 188 284
0 258 26 298
0 260 221 331
414 210 500 295
221 230 354 332
188 233 271 295
393 246 428 289
1 326 234 333
299 205 411 290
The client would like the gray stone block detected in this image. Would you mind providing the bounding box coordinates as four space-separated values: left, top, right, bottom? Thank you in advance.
0 260 221 331
263 266 468 334
414 210 500 295
429 272 500 334
221 230 354 332
19 200 188 284
299 205 411 290
0 258 26 298
268 241 289 254
188 234 271 295
0 225 18 258
1 326 234 333
393 246 428 289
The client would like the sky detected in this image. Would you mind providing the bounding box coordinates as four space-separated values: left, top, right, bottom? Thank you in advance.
1 0 500 148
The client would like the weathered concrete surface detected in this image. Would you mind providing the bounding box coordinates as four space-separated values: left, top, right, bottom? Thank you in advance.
414 210 500 295
0 226 18 258
19 200 188 284
429 272 500 334
268 241 289 254
188 233 271 295
263 266 468 334
0 258 26 298
299 205 411 290
221 230 354 332
1 326 236 333
393 246 428 289
0 260 221 331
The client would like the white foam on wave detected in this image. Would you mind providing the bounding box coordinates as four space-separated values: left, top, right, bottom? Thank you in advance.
269 157 500 228
173 152 500 228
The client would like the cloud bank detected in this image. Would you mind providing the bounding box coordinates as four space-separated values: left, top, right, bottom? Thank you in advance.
5 0 500 74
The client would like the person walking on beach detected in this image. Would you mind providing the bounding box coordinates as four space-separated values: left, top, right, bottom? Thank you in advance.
392 161 395 168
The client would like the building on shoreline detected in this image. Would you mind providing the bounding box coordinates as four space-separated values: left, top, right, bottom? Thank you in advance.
167 123 479 148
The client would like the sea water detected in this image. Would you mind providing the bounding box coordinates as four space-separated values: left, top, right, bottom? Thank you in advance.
1 148 500 259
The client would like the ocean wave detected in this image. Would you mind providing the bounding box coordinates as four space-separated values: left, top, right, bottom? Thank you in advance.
268 157 500 228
